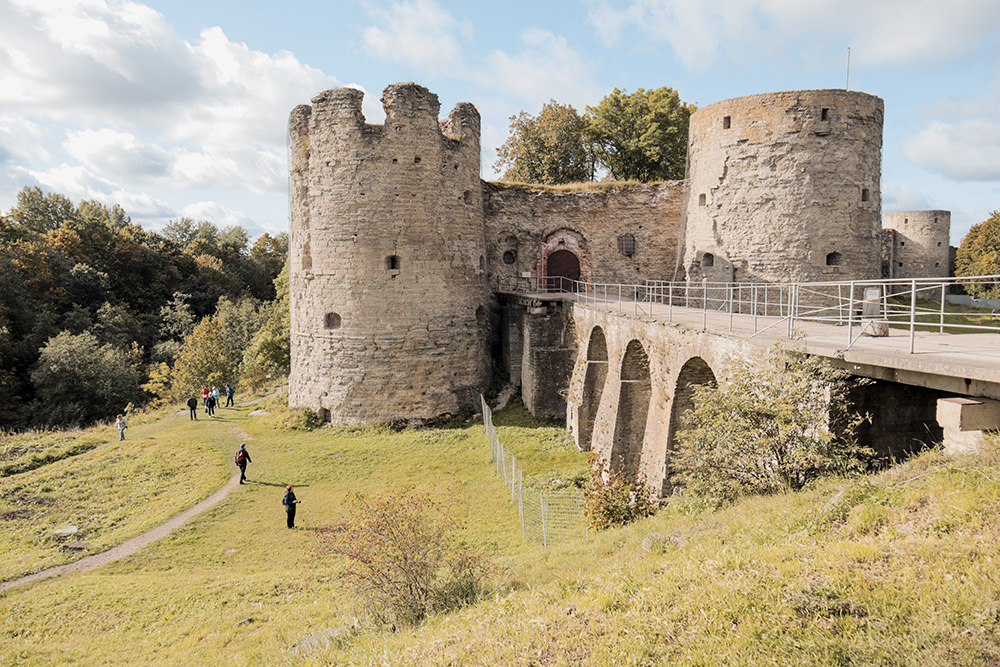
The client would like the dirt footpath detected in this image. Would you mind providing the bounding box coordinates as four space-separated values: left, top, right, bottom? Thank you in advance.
0 473 242 594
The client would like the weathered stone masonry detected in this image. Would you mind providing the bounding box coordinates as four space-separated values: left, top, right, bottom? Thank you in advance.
289 83 954 428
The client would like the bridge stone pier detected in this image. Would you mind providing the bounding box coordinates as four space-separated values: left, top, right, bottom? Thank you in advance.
499 291 1000 498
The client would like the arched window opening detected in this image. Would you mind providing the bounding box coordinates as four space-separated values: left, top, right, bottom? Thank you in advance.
702 253 715 268
826 252 842 266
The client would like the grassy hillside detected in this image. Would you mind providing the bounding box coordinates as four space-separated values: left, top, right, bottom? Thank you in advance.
2 393 1000 666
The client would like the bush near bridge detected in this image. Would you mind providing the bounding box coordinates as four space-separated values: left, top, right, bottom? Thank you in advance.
674 347 873 503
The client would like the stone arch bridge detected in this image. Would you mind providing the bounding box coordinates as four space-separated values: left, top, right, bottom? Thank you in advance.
498 279 1000 497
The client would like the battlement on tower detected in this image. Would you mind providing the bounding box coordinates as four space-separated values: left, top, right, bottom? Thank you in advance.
289 83 480 154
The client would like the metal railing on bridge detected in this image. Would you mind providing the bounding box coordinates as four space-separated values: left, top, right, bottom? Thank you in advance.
499 274 1000 355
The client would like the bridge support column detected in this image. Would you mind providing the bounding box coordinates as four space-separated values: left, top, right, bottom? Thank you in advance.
937 397 1000 455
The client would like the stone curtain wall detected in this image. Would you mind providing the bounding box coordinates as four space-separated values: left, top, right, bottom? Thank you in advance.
882 211 951 280
483 182 685 289
288 84 490 424
683 90 884 284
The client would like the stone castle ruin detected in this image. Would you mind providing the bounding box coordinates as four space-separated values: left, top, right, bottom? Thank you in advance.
288 83 953 425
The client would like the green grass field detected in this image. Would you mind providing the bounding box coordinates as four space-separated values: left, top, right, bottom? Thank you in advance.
3 391 1000 666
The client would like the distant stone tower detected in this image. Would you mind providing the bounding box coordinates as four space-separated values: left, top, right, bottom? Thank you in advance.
682 90 884 283
288 83 489 424
882 211 951 279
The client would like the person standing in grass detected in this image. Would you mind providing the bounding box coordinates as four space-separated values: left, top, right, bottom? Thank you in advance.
212 386 220 407
186 394 199 420
225 383 234 407
235 443 251 484
283 485 301 528
115 414 127 441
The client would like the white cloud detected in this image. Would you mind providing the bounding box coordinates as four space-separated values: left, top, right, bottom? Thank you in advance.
181 201 252 229
484 30 601 109
904 120 1000 181
0 0 342 234
881 182 934 212
363 0 471 77
586 0 1000 69
27 162 174 218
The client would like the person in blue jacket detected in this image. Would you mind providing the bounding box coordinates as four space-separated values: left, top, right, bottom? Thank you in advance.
283 485 301 528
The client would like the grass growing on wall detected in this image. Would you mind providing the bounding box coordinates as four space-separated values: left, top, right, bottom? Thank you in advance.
4 395 1000 665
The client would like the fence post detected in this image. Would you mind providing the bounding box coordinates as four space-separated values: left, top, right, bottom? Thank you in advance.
519 469 525 540
511 455 517 503
538 491 549 549
728 283 734 331
910 278 917 354
940 282 946 333
702 278 708 329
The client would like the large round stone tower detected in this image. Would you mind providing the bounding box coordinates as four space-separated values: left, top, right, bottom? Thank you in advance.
882 210 951 279
288 83 489 424
682 89 884 283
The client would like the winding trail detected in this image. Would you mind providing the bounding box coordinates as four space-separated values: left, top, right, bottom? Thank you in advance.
0 473 242 594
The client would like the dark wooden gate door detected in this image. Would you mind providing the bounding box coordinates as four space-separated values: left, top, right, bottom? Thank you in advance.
546 249 580 291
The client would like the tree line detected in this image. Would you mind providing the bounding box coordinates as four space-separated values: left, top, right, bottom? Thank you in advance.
494 87 697 185
0 186 289 430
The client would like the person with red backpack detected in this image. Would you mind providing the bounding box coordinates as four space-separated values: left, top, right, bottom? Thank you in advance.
235 443 252 484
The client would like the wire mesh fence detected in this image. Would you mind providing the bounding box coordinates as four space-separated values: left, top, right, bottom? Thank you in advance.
479 395 588 547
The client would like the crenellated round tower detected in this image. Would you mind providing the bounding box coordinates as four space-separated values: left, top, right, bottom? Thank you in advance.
882 210 951 279
288 83 489 424
682 89 884 283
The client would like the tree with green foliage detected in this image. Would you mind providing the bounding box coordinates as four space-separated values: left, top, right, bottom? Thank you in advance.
7 186 76 233
955 211 1000 298
30 331 146 427
585 87 696 182
240 264 290 389
495 101 593 184
673 347 871 503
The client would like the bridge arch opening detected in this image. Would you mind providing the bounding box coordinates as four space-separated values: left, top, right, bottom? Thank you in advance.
665 357 718 493
611 339 652 479
577 327 609 451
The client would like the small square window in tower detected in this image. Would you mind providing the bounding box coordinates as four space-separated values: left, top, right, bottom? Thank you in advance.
861 188 870 202
386 255 400 273
821 108 829 121
324 313 342 330
698 193 706 206
722 116 731 129
617 233 636 257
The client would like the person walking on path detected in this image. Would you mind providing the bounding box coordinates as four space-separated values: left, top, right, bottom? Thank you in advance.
186 395 199 420
115 414 127 441
235 443 251 484
283 485 301 528
206 394 216 417
201 386 210 413
225 384 234 407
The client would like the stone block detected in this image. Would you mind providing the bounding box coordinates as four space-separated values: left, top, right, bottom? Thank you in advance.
937 397 1000 432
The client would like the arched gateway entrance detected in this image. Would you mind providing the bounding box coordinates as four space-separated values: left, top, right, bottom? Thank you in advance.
546 249 580 291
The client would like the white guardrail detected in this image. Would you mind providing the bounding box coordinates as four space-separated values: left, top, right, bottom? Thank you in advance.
500 274 1000 354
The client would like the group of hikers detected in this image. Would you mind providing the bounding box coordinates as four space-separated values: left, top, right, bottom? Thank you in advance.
115 384 301 529
185 384 235 420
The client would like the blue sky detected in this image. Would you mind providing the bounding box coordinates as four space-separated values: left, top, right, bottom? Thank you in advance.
2 0 1000 245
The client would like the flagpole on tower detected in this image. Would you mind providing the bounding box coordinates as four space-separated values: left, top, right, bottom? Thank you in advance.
846 47 851 90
